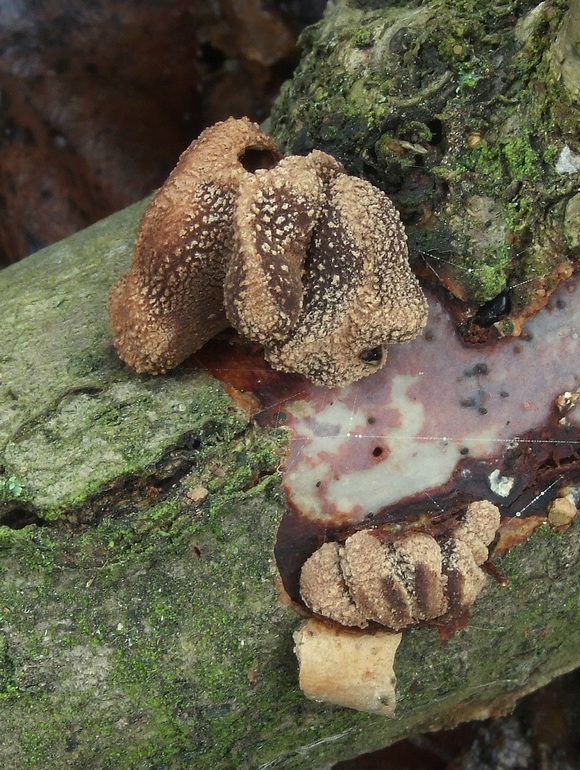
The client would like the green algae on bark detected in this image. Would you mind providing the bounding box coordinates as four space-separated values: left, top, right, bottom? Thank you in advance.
0 196 577 768
0 495 577 768
0 200 251 520
268 0 579 315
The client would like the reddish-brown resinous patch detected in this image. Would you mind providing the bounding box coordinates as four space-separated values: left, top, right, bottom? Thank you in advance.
299 500 501 630
109 118 428 386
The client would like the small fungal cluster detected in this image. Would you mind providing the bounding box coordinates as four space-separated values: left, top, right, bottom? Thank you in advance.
300 500 501 630
109 117 428 386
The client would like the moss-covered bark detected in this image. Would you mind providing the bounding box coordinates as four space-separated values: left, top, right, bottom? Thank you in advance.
0 2 579 767
268 0 579 316
0 152 577 770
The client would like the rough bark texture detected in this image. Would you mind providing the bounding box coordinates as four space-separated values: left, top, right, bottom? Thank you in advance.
0 2 579 769
268 0 579 319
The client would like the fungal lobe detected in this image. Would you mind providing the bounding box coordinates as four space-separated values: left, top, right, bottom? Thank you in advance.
299 541 368 628
225 154 325 345
264 168 428 385
109 118 280 374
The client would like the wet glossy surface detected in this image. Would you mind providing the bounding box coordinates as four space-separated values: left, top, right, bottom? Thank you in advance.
195 274 580 604
281 277 579 525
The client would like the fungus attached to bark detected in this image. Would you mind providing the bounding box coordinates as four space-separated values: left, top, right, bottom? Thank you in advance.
299 500 501 630
273 273 579 715
109 118 428 386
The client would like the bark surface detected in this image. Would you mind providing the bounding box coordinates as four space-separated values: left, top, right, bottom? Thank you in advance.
269 0 579 325
0 1 579 768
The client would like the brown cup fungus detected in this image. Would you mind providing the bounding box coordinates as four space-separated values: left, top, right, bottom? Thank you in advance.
299 501 501 630
109 118 428 386
108 119 579 715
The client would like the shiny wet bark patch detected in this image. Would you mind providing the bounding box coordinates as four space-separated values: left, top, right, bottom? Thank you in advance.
196 271 579 622
280 277 579 525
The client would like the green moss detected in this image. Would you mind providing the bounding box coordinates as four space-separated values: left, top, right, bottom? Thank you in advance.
502 133 540 180
352 26 375 48
455 67 483 91
0 417 297 768
0 475 25 506
8 450 303 767
463 240 511 304
0 635 18 696
542 144 559 164
269 0 573 312
2 496 575 769
463 140 504 185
